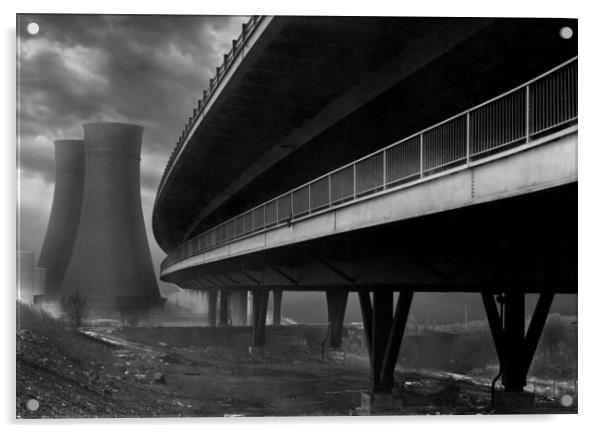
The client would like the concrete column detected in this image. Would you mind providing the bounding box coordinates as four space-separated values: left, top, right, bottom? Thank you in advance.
247 290 253 324
207 290 218 327
326 291 348 348
482 290 554 400
503 291 526 391
230 290 248 325
272 289 283 325
252 289 269 346
358 290 413 394
219 290 230 326
371 292 394 392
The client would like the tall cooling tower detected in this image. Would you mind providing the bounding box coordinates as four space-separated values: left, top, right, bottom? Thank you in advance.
59 122 162 311
37 139 85 297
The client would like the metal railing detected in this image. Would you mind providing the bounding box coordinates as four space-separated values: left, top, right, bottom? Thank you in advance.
162 57 577 271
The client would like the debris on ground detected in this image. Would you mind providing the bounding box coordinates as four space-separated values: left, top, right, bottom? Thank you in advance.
17 326 577 418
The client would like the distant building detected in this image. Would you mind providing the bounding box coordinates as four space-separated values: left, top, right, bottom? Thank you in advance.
17 251 45 303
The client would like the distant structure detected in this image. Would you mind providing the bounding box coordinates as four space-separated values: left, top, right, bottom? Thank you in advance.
168 289 208 315
59 122 163 313
17 250 45 303
37 139 85 297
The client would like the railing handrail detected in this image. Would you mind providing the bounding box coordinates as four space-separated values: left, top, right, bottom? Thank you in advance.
327 55 579 172
162 57 577 270
227 55 581 202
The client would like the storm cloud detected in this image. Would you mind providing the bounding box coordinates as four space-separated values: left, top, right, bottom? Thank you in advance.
18 14 247 182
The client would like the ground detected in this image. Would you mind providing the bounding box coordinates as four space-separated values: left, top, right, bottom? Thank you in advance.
16 323 577 418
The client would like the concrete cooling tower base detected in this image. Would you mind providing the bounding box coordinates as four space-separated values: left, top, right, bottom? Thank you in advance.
53 122 163 316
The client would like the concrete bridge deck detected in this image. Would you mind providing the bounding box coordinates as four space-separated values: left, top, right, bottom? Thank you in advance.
160 57 577 295
161 126 576 288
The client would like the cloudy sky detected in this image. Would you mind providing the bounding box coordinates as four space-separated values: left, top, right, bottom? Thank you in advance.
17 14 248 296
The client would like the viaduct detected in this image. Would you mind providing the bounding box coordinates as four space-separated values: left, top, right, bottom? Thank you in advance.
152 16 577 399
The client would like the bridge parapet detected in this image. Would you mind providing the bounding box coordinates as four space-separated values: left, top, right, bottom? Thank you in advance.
162 57 577 272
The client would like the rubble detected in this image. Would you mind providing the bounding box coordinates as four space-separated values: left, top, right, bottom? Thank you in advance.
16 329 190 418
17 325 577 418
153 373 166 384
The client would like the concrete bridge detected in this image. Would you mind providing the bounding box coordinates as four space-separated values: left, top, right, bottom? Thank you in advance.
152 16 577 400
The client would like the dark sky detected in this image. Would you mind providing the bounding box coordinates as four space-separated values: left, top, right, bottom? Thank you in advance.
16 14 576 323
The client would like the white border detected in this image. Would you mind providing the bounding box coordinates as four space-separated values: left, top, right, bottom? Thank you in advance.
3 2 600 433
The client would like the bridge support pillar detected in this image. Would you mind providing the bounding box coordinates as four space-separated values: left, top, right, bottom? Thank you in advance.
207 290 217 327
272 289 283 325
230 290 248 325
482 291 555 397
326 291 348 348
358 290 414 393
252 289 269 347
219 290 230 326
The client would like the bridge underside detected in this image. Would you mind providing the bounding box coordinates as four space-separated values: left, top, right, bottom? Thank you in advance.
165 182 576 397
163 182 577 295
154 17 577 252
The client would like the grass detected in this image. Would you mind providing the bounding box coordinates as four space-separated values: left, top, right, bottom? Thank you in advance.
16 301 116 369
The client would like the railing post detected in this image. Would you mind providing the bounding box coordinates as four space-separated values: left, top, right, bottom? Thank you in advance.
382 150 387 189
525 85 530 142
466 112 470 163
328 175 332 207
308 184 312 215
353 164 357 199
419 134 424 178
263 204 266 229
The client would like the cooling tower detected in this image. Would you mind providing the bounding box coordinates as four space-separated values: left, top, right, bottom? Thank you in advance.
37 139 85 297
59 122 162 312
